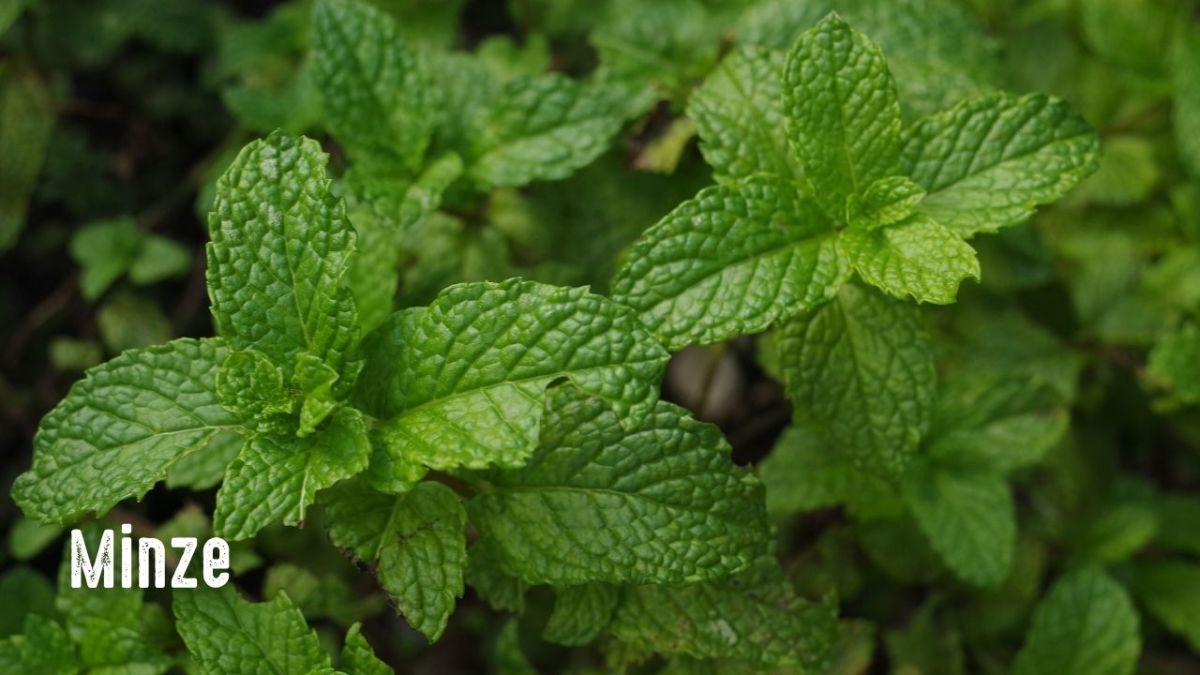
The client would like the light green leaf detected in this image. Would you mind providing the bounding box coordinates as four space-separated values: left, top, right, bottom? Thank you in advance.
777 283 935 477
13 338 238 524
467 385 770 585
215 407 370 540
1013 567 1140 675
468 74 625 187
341 623 391 675
610 557 838 668
70 218 142 300
323 479 466 641
207 131 358 376
1147 323 1200 403
839 213 980 304
688 46 798 182
355 278 668 472
1128 561 1200 653
216 349 291 425
846 176 925 230
311 0 437 169
0 68 53 253
8 518 62 561
611 176 847 350
293 352 341 435
0 615 77 675
783 12 902 220
129 235 192 285
900 93 1100 236
174 587 331 675
901 459 1015 587
543 583 620 646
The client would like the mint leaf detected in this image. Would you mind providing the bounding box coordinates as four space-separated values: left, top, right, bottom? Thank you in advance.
839 213 980 304
323 479 467 641
216 348 291 425
13 338 238 524
214 407 370 540
778 283 935 476
207 131 358 376
467 74 625 188
846 176 925 230
1147 323 1200 403
0 68 53 253
900 93 1100 236
542 583 620 647
1128 561 1200 653
355 278 668 472
0 615 77 675
901 459 1015 587
783 12 902 220
610 557 838 668
465 539 527 613
174 587 331 674
312 0 437 170
688 46 799 182
610 176 847 350
468 385 770 585
341 623 391 675
1013 567 1140 675
69 217 141 300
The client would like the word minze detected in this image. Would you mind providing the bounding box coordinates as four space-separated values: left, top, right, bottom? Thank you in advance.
70 525 231 589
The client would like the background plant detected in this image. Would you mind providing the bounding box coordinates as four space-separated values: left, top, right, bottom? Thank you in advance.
2 0 1199 673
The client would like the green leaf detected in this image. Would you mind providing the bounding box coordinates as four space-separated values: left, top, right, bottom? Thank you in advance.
610 557 839 668
1147 323 1200 403
465 539 527 613
839 213 980 304
783 12 902 220
1127 561 1200 653
0 567 56 639
1177 34 1200 177
900 93 1100 236
214 406 370 540
846 176 925 230
311 0 437 169
468 74 625 188
216 349 291 425
341 623 391 675
467 385 770 585
688 46 799 182
901 459 1015 587
70 217 142 300
542 583 620 646
207 131 358 377
7 518 62 561
129 234 192 285
0 68 53 253
174 587 331 674
610 176 847 350
13 338 239 524
0 615 77 675
355 278 668 472
323 479 467 641
777 283 935 477
925 369 1068 473
1013 567 1140 675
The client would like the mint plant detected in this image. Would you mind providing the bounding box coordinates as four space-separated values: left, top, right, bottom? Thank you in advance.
4 0 1200 672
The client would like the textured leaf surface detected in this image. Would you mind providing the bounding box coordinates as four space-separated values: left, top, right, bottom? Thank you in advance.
215 407 370 540
1128 561 1200 653
783 12 901 219
0 69 53 253
468 386 770 585
324 479 467 641
846 176 925 230
355 279 668 471
1013 568 1140 675
207 131 357 375
610 558 838 667
778 284 935 476
13 338 237 523
468 74 624 187
174 587 330 675
0 615 77 675
901 93 1099 236
839 214 980 304
688 47 798 182
901 459 1015 587
543 583 620 646
611 177 846 350
341 623 391 675
312 0 436 169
